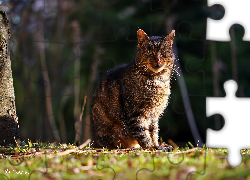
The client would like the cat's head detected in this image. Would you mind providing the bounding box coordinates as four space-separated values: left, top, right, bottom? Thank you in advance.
136 29 175 73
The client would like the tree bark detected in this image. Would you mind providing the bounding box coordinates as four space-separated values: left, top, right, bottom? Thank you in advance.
0 4 20 146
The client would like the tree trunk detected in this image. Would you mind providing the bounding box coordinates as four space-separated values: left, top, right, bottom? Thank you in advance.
0 4 20 146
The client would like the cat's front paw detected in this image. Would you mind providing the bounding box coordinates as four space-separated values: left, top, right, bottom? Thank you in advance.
153 145 173 152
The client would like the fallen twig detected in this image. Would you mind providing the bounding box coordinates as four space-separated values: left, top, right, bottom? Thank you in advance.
46 139 91 159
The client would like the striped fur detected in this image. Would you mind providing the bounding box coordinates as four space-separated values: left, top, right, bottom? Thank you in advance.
91 29 175 149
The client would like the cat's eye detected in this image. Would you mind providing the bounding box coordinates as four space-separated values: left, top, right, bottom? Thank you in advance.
146 50 153 56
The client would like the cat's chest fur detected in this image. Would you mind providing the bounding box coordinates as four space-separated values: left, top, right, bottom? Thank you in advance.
122 66 171 116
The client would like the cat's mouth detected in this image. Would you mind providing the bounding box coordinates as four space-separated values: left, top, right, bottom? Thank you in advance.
153 64 161 69
153 60 164 69
149 63 165 72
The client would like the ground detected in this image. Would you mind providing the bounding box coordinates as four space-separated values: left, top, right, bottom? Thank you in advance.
1 140 250 180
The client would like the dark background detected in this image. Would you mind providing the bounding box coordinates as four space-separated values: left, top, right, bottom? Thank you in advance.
2 0 249 146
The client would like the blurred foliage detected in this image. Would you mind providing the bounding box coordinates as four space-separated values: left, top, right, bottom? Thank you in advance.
2 0 250 145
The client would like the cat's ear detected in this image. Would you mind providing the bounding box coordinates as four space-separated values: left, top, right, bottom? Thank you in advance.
137 29 149 45
164 30 175 45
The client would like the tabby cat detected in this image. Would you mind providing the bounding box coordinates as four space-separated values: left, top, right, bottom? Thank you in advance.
91 29 175 149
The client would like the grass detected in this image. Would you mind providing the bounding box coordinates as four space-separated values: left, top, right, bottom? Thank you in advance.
0 140 250 180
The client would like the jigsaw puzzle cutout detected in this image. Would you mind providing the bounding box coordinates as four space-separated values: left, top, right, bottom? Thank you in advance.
206 0 250 169
207 0 250 41
206 80 250 167
1 0 206 179
29 152 49 180
172 21 207 116
176 21 207 96
2 0 250 179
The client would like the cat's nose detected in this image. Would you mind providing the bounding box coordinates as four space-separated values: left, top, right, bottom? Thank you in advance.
155 55 161 63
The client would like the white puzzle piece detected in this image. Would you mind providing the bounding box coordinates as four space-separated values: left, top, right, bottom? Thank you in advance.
206 80 250 167
207 0 250 41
